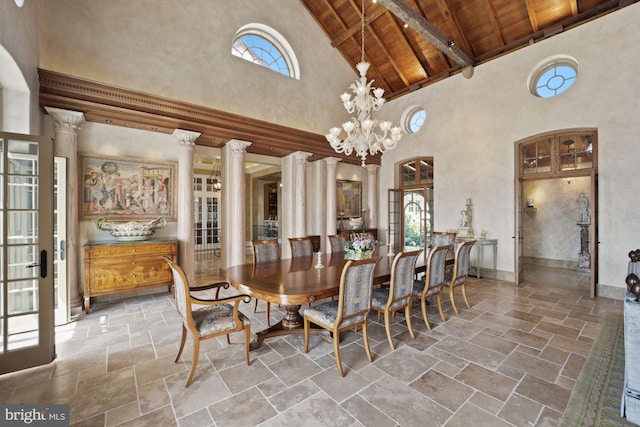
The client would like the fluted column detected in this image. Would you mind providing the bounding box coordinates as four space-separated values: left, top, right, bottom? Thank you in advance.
366 164 380 229
281 151 311 259
324 157 342 241
172 129 200 284
221 140 251 268
45 107 85 315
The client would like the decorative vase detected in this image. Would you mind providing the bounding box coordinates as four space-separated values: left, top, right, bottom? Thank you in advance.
95 217 166 241
346 249 374 260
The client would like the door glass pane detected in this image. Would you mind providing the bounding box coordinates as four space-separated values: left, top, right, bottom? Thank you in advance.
8 211 37 245
8 245 38 280
403 190 425 249
8 279 38 313
8 176 37 209
8 313 38 350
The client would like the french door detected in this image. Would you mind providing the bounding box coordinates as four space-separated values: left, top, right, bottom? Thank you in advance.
0 132 55 374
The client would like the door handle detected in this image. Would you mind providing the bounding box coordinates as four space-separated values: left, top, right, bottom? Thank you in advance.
25 250 47 278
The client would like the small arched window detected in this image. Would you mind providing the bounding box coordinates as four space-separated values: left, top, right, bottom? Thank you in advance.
232 24 300 79
529 57 578 98
401 106 426 134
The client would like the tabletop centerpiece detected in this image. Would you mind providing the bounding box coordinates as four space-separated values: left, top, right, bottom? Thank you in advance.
344 233 380 260
95 216 166 241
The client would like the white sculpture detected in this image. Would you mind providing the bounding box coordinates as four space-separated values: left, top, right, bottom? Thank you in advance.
577 193 590 224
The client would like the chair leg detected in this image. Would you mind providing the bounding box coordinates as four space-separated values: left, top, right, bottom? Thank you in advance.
460 283 471 309
333 330 344 377
377 310 381 323
436 293 447 322
404 304 415 339
175 325 187 362
243 325 251 366
253 298 258 312
384 310 395 350
362 320 373 363
420 296 431 330
226 334 231 345
449 285 460 315
185 337 200 387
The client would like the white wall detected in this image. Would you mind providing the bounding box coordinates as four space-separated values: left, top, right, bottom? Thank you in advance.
379 4 640 295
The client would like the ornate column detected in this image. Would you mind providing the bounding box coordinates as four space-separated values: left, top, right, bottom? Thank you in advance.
281 151 311 259
293 151 312 237
172 129 200 284
324 157 341 240
366 164 379 229
45 107 85 314
221 140 251 269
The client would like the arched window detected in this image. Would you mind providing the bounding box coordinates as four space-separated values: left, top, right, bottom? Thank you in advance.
232 24 300 79
529 57 578 98
401 106 426 134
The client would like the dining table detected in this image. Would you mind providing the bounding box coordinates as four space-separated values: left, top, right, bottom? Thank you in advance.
225 247 425 350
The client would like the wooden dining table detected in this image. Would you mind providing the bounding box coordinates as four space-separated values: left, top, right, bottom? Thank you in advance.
225 247 425 350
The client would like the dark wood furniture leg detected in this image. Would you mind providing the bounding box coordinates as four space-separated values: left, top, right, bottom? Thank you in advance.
250 304 331 350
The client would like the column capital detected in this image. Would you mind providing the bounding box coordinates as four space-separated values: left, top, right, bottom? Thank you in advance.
366 164 380 173
323 157 343 167
45 107 85 133
172 129 200 148
292 151 312 165
228 140 252 155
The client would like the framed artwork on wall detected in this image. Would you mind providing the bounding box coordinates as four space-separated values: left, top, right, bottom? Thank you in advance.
80 154 177 221
337 180 362 218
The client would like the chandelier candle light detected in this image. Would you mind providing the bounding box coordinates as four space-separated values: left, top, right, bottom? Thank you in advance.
325 0 402 167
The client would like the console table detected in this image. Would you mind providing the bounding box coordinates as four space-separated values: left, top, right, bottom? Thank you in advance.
456 237 498 279
83 239 177 313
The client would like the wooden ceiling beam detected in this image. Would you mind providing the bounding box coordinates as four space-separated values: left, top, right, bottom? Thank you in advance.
378 0 474 67
523 0 540 32
433 0 473 60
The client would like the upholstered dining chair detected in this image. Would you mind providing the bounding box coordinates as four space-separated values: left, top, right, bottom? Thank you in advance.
252 239 280 326
371 249 422 349
303 257 381 377
288 236 313 258
163 257 251 387
327 234 346 254
412 245 452 330
445 240 476 315
431 231 457 272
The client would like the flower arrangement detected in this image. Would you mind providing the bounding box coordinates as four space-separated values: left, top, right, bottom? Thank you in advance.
344 233 380 260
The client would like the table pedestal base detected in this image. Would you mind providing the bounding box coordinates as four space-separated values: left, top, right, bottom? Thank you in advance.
250 304 332 350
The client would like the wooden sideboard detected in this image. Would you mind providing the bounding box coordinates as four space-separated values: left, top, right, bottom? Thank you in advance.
83 239 177 313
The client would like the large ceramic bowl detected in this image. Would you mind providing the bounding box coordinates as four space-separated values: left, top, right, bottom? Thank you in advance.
95 217 166 241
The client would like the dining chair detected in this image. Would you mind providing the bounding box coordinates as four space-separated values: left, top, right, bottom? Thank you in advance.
445 239 476 315
163 257 251 387
431 231 456 272
288 236 313 258
412 245 452 330
252 239 280 326
327 234 346 254
303 257 381 377
371 249 422 349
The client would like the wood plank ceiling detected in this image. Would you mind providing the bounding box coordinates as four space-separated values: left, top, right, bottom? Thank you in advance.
300 0 637 100
39 0 637 164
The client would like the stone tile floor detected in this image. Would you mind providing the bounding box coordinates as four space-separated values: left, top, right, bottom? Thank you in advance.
0 259 625 426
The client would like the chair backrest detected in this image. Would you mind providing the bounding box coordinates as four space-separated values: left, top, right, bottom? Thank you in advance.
425 245 452 288
163 257 192 325
452 240 475 284
430 231 456 248
289 236 313 258
389 250 423 306
431 231 456 262
252 239 280 263
336 257 381 328
328 234 346 253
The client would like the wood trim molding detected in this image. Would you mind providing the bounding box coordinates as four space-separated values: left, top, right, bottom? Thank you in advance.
38 69 379 166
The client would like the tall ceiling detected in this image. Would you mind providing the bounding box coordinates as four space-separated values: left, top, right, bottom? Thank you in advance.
300 0 637 101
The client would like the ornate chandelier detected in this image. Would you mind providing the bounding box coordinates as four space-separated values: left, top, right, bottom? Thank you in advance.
325 0 402 166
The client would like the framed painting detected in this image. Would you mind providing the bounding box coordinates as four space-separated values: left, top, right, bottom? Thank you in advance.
337 180 362 218
80 154 177 221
